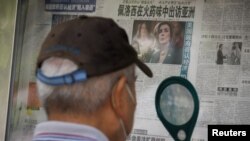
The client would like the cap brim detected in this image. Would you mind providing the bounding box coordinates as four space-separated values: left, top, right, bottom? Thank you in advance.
135 59 153 77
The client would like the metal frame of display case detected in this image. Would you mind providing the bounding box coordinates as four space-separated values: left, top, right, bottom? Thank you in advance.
3 0 29 140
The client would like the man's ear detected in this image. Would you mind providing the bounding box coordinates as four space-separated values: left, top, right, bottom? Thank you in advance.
111 75 127 118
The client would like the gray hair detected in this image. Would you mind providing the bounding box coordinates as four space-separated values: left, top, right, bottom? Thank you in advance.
37 57 135 115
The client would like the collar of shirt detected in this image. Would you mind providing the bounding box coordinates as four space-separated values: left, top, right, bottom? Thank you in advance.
33 121 109 141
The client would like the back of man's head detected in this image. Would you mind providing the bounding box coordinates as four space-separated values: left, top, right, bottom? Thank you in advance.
37 57 135 115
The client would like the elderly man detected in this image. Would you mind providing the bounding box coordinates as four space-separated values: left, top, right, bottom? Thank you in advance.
33 15 153 141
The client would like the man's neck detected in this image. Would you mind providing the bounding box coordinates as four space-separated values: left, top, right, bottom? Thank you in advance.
47 101 126 141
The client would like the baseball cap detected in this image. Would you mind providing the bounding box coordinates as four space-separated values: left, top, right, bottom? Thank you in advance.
36 15 153 86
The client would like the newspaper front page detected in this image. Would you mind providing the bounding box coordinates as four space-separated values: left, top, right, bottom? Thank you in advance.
101 0 198 140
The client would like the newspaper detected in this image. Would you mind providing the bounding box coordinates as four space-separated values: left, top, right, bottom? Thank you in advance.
103 0 198 140
8 0 250 141
196 0 250 140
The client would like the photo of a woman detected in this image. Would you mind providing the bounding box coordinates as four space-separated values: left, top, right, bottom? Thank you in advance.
150 22 182 64
229 42 241 65
132 22 155 62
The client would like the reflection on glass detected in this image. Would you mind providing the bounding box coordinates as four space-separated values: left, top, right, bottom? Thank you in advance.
160 84 194 125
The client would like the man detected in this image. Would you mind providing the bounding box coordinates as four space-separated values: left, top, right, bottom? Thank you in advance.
33 15 153 141
216 44 224 65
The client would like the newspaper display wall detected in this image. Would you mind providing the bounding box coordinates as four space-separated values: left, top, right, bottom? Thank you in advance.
8 0 250 141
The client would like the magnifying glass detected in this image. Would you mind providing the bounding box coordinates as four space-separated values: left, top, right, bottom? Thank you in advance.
155 76 199 141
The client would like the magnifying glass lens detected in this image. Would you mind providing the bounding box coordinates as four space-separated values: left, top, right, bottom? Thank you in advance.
159 84 194 125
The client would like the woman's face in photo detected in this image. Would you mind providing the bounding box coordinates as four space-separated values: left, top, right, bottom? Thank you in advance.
158 24 171 45
140 23 148 36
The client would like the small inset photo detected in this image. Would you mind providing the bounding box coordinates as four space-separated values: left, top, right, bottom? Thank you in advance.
216 42 242 65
